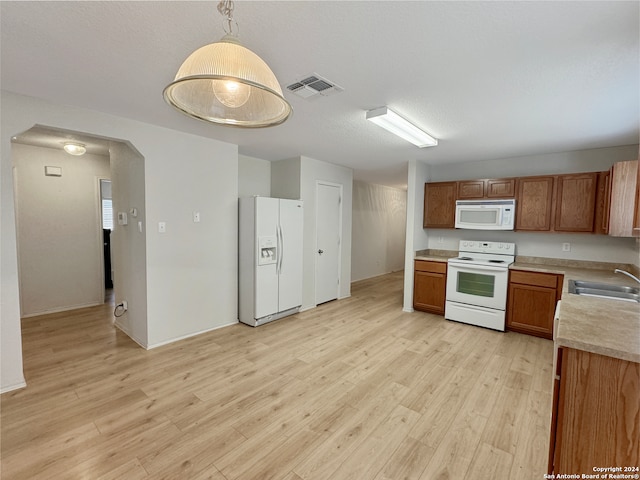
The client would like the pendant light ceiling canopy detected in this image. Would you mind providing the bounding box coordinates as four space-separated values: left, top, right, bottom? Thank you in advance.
163 1 292 128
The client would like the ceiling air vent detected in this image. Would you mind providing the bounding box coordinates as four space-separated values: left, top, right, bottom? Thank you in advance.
286 74 344 100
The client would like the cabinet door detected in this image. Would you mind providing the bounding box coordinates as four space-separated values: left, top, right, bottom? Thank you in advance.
634 153 640 236
515 176 555 231
458 180 485 199
554 173 598 232
424 182 457 228
554 349 640 474
609 160 639 237
486 178 515 198
414 263 446 315
594 171 611 235
506 283 557 339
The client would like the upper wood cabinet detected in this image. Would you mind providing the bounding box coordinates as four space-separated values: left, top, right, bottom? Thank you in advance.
609 160 639 237
594 171 611 235
635 156 640 236
515 176 555 231
424 182 457 228
486 178 516 198
553 173 598 232
457 178 515 199
458 180 485 199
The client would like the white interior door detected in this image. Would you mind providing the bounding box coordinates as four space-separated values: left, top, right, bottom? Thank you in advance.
315 183 341 305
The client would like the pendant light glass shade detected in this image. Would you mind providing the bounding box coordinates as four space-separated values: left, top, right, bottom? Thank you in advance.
63 142 86 155
164 35 292 128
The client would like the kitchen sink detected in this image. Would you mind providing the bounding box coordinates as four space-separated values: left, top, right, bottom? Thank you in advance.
568 280 640 303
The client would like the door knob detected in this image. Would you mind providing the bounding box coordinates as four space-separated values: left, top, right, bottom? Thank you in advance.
318 249 324 255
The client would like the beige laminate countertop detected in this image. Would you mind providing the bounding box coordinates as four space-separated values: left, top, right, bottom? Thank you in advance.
511 262 640 363
414 254 451 263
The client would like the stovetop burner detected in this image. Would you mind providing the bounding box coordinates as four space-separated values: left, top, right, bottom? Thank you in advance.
488 259 505 263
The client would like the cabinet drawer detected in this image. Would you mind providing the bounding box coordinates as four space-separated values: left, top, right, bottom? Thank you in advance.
415 260 447 274
510 270 558 289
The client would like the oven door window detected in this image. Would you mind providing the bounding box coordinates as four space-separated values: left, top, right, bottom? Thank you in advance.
457 271 495 298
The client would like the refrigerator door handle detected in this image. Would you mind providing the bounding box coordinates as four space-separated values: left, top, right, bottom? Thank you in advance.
277 224 283 274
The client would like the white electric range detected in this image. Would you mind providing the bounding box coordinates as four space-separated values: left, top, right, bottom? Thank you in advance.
445 240 515 331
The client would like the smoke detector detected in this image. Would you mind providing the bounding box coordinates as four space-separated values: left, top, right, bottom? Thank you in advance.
286 74 344 100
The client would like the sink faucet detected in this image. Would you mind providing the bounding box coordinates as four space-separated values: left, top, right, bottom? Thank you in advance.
614 269 640 284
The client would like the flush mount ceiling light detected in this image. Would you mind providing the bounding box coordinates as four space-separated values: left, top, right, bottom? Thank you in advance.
366 107 438 148
163 0 292 128
63 142 86 156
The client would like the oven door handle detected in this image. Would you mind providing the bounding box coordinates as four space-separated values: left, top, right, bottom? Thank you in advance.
447 262 509 273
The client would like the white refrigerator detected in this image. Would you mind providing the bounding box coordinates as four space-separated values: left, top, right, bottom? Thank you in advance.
239 197 304 326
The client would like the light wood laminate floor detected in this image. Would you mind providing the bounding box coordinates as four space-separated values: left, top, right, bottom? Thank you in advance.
1 271 553 479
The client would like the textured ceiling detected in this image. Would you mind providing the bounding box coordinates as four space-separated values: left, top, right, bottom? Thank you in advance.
1 1 638 188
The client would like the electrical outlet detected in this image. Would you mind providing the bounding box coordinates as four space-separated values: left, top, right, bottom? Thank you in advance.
122 300 128 310
438 236 444 244
562 243 571 252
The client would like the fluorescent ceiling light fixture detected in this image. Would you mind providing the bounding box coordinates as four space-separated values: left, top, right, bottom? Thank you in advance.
63 142 86 156
366 107 438 148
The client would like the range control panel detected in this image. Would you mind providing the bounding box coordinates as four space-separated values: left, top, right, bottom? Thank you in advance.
459 240 515 255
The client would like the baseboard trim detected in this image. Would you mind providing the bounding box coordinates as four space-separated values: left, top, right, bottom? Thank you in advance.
113 321 148 350
146 321 239 350
402 307 414 313
21 301 104 318
1 380 27 394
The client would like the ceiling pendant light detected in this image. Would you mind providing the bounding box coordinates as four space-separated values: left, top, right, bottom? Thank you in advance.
163 0 292 128
63 142 86 156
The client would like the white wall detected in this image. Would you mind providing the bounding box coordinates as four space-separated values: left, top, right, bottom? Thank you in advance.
238 154 271 197
351 181 406 282
12 144 110 316
1 109 24 393
142 129 238 348
300 156 353 306
424 145 639 265
109 141 148 346
428 145 639 181
271 156 353 309
1 90 239 391
403 160 430 312
271 157 301 200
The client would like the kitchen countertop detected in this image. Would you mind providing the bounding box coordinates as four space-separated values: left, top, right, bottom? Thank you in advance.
413 251 640 363
414 254 451 263
511 262 640 364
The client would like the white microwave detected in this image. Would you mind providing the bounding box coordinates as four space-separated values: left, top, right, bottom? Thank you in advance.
455 199 516 230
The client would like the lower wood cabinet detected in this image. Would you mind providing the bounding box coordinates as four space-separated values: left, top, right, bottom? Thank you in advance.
548 347 640 475
506 270 563 339
413 260 447 315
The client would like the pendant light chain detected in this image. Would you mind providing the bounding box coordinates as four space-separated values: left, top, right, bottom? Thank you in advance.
217 0 238 36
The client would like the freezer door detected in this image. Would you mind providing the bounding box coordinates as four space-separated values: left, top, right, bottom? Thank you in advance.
278 199 303 312
255 197 279 318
